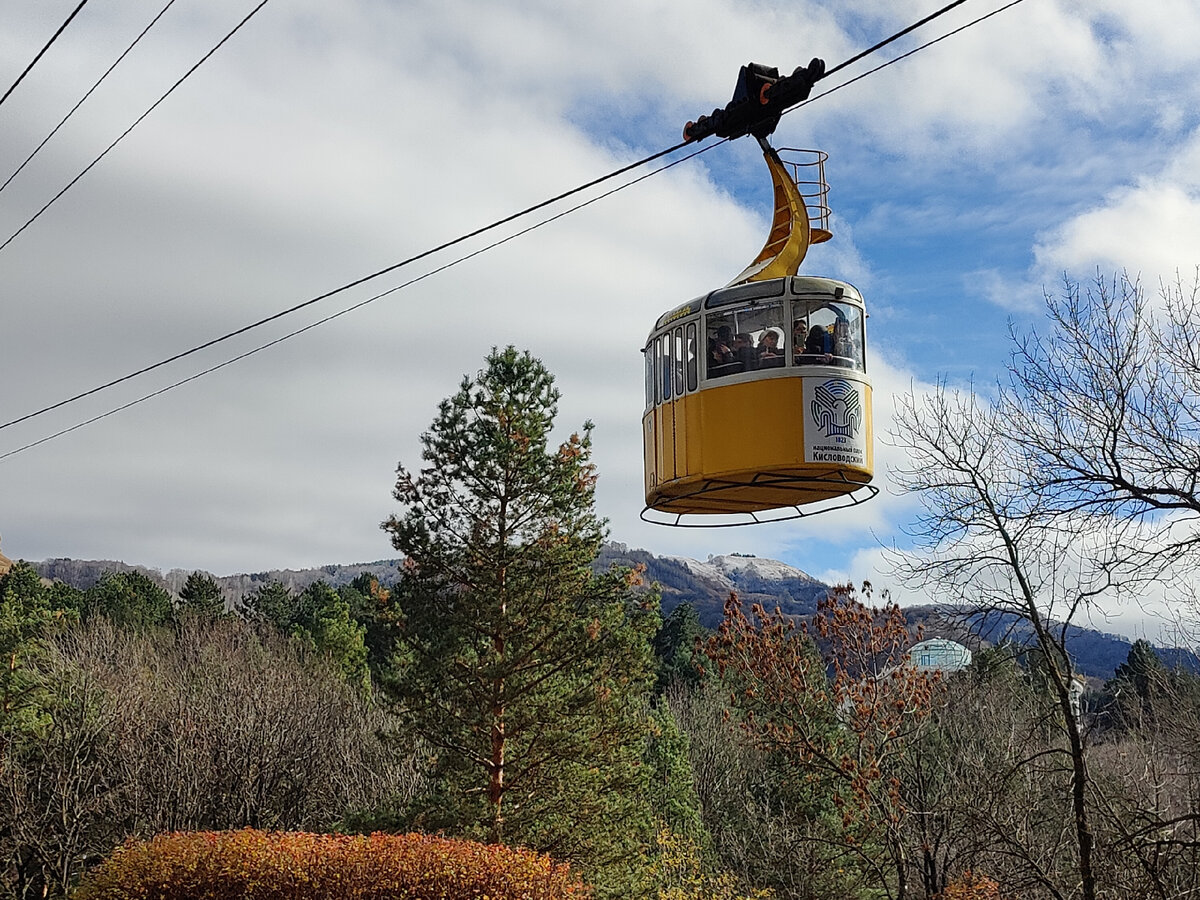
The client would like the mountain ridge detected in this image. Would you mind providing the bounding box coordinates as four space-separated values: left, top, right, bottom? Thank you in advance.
28 542 1191 680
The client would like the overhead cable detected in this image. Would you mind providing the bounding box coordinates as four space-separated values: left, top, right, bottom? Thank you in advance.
1 0 182 196
0 0 92 110
0 143 717 461
0 135 691 435
822 0 971 81
796 0 1028 110
0 0 271 255
0 0 991 436
1 0 1026 457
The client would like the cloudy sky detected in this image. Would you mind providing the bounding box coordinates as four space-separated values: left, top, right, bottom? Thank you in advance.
3 0 1200 633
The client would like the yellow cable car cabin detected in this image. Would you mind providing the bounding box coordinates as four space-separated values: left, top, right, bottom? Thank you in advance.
641 142 876 525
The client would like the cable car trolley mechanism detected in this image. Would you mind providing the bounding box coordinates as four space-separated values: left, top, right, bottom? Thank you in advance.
642 59 877 526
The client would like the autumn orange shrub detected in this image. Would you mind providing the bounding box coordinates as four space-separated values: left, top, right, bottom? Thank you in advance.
74 830 589 900
938 870 1001 900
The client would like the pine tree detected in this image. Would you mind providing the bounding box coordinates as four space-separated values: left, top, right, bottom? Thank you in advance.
81 570 174 629
178 571 227 620
0 563 63 744
381 347 658 896
292 581 371 694
652 602 708 694
339 575 395 677
1106 638 1168 726
241 580 294 630
644 702 707 841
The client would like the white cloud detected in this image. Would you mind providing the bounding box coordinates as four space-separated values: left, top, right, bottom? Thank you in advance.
2 0 1200 626
1031 128 1200 284
971 267 1044 314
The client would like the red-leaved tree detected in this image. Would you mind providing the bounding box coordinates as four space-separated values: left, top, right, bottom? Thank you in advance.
705 584 941 900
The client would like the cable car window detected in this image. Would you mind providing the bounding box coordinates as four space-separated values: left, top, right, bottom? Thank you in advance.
662 334 672 400
686 322 698 392
706 278 786 308
645 346 654 410
673 327 684 396
705 302 786 380
653 336 662 405
791 300 864 370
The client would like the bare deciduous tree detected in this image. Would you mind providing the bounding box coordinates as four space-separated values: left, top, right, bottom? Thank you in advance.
890 271 1200 899
889 385 1123 900
1007 272 1200 577
0 618 427 899
898 653 1080 898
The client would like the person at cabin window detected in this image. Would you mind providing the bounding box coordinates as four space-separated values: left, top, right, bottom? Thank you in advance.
804 325 833 363
707 325 742 379
832 318 853 363
710 326 735 364
792 320 808 361
734 332 758 371
757 329 784 367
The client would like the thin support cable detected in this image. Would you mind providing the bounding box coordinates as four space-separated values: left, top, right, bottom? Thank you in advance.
0 0 1027 455
0 0 993 429
0 142 717 461
1 0 182 196
796 0 1028 112
0 136 690 433
0 0 92 109
0 0 272 255
822 0 971 80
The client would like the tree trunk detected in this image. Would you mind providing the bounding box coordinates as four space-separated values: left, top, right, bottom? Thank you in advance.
1026 600 1097 900
488 533 508 845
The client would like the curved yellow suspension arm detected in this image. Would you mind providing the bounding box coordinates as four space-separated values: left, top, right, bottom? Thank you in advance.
727 141 811 286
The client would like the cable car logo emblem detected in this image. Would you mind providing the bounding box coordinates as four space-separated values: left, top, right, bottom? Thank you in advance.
811 379 862 440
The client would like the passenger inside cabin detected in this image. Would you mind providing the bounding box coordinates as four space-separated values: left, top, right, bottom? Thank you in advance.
803 325 833 364
707 324 743 377
757 329 784 367
792 320 807 359
734 332 758 370
710 326 735 365
832 318 853 362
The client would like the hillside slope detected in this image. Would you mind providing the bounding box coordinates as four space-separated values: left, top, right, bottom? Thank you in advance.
30 543 1190 680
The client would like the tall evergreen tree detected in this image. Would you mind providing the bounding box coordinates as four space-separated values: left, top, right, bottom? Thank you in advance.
652 602 708 694
241 580 294 630
178 571 226 620
1105 638 1168 726
644 702 706 841
0 563 64 744
80 570 174 630
340 575 395 678
381 347 658 896
292 581 371 694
